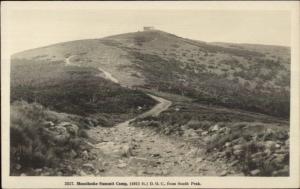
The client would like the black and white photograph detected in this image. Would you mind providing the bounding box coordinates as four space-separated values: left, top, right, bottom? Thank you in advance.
1 1 300 188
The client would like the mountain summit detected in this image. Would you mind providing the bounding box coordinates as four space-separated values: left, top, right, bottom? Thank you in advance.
12 30 290 117
10 29 291 177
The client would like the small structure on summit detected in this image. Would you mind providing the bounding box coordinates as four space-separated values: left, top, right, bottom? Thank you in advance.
143 26 155 31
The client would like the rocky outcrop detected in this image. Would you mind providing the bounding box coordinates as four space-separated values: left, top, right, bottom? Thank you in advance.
182 122 290 176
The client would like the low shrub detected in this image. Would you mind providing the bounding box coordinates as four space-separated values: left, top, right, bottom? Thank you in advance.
10 101 91 175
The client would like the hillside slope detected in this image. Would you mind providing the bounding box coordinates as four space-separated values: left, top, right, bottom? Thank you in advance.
11 58 156 125
10 30 290 177
12 30 290 118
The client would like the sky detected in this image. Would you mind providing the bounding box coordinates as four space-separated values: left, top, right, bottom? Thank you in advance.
3 4 291 54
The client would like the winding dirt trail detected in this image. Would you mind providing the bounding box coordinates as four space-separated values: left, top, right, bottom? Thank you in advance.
84 71 236 176
86 97 236 176
97 67 120 84
65 56 236 176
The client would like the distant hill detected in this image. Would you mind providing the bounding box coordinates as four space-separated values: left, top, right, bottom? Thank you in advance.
12 30 290 118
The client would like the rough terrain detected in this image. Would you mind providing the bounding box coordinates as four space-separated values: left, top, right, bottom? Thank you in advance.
82 96 240 176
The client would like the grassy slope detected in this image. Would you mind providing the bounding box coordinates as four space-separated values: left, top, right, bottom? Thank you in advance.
10 58 156 175
110 31 290 118
12 30 290 118
10 101 91 175
11 58 156 123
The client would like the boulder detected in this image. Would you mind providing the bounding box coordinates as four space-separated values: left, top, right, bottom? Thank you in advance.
50 125 68 135
82 163 95 172
57 122 79 135
95 142 130 157
151 153 161 158
233 149 243 156
218 151 226 158
117 163 127 168
43 121 54 127
225 142 231 147
79 170 87 176
233 145 244 156
195 128 204 133
95 142 120 155
186 120 202 129
181 125 189 131
264 141 276 151
211 124 220 132
263 128 275 140
201 131 209 136
250 169 261 176
233 144 243 151
66 124 79 135
82 150 89 160
48 124 71 143
220 170 227 176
